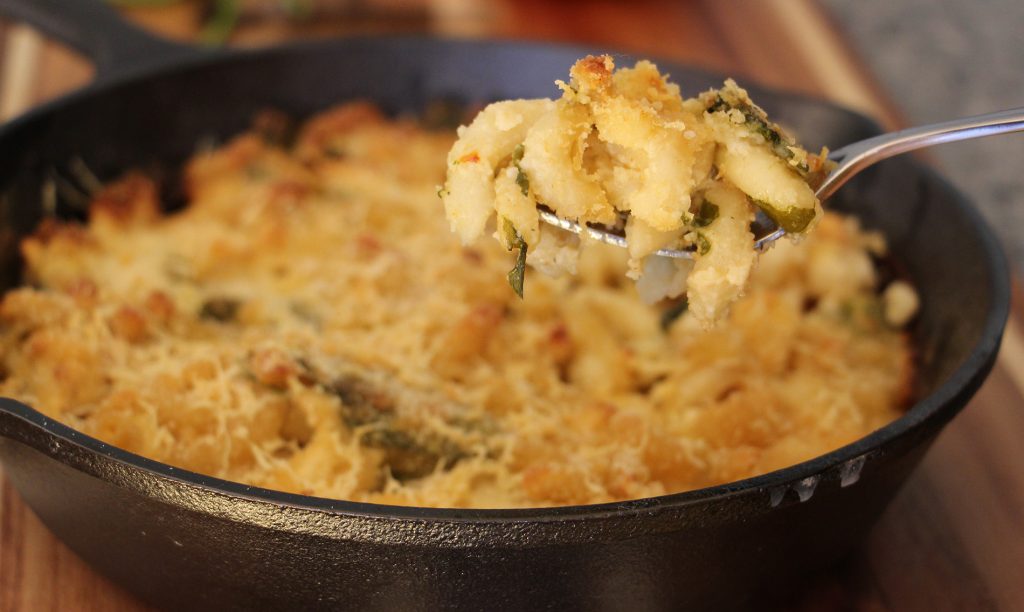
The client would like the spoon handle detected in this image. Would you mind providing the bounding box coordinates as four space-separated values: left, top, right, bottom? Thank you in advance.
816 106 1024 200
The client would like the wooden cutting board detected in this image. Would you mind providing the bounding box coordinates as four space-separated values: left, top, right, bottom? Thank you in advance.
1 1 1022 610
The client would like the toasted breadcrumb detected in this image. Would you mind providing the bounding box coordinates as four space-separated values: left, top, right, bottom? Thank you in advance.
0 103 912 508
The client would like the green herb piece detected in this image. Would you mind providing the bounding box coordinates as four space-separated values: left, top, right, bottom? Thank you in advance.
692 200 719 228
436 186 447 199
696 233 711 256
500 218 528 297
512 144 530 196
501 217 517 247
753 199 817 234
199 297 240 322
706 94 817 178
515 168 530 196
245 164 269 180
325 370 501 482
329 375 466 481
507 236 528 298
201 0 240 46
362 428 468 482
697 235 711 255
837 296 885 334
660 298 689 331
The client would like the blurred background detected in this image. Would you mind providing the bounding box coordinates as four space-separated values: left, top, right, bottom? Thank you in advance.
0 0 1021 268
823 0 1024 269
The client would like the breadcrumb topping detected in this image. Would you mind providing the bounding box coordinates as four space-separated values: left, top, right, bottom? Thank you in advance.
0 103 913 508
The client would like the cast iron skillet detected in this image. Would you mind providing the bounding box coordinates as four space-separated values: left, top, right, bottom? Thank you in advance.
0 1 1010 610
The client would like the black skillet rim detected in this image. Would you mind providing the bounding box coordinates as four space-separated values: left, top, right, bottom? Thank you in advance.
0 35 1011 524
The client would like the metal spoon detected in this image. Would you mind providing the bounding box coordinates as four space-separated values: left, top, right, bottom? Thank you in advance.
538 106 1024 259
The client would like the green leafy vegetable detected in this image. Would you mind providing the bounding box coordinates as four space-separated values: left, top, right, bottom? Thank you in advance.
837 296 886 334
329 374 467 481
500 217 517 246
323 367 501 482
201 0 240 46
500 218 528 298
692 200 719 228
199 297 240 322
512 144 530 196
753 199 817 233
695 233 711 256
508 237 528 298
515 168 530 196
706 95 805 171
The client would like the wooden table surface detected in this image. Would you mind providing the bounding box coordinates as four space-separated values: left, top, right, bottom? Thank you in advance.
0 1 1022 610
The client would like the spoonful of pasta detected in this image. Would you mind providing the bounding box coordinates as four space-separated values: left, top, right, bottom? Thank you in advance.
439 54 1023 325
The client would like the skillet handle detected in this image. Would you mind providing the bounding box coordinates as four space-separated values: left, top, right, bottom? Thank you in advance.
0 0 203 82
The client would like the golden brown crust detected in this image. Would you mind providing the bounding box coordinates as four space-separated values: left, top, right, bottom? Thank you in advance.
90 172 160 226
294 100 386 163
0 103 916 508
569 54 614 93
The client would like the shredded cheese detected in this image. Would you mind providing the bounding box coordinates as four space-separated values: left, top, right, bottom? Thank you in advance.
0 103 914 508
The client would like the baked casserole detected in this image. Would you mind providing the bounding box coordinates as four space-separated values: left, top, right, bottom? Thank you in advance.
0 97 916 508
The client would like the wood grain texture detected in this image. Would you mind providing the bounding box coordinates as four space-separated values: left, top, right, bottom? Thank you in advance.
0 480 149 611
0 1 1022 610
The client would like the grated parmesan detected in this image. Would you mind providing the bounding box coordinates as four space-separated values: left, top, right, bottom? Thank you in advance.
0 103 915 508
